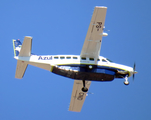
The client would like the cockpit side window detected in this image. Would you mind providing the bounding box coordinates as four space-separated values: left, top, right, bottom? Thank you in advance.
102 59 107 62
102 58 113 62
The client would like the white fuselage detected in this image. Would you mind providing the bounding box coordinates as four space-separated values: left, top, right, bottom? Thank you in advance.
15 55 134 81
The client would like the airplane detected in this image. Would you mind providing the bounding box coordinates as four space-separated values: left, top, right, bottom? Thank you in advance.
12 6 137 112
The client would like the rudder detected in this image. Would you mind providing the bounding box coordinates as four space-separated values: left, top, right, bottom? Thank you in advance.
12 39 22 57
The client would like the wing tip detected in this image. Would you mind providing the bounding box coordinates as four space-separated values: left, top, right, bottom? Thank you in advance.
95 6 107 9
24 36 33 39
68 109 81 112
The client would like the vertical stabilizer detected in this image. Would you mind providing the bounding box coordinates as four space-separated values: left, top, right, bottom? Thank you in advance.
19 36 32 57
13 36 32 79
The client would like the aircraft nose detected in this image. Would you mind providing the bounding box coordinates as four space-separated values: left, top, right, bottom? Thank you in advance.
133 71 138 74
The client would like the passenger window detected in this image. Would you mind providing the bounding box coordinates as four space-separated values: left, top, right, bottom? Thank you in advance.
73 57 77 59
102 59 107 62
81 57 86 60
54 56 58 59
89 58 94 61
66 57 71 59
60 56 65 59
97 59 100 61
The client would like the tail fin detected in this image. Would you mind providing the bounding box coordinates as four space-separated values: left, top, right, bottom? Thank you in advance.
13 39 22 56
13 36 32 79
19 36 32 57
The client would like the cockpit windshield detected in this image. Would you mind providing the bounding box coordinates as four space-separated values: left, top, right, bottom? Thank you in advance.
102 58 113 62
106 58 113 62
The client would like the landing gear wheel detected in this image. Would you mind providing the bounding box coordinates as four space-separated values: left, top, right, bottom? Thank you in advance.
124 75 129 85
124 81 129 85
82 87 88 92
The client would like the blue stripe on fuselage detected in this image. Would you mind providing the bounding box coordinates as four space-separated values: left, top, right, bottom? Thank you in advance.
56 64 125 72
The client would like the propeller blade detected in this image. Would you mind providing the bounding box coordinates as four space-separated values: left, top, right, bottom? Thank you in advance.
133 63 136 81
133 73 135 81
134 63 136 71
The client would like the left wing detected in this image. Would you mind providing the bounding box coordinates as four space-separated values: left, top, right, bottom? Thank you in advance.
80 6 107 63
69 80 91 112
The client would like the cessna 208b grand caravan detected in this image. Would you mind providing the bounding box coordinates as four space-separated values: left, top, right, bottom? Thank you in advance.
13 6 137 112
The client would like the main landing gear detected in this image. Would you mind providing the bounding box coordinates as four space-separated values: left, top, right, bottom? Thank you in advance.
124 75 129 85
81 80 88 92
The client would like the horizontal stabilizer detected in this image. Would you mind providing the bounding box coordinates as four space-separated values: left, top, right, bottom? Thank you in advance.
15 60 28 79
19 36 32 57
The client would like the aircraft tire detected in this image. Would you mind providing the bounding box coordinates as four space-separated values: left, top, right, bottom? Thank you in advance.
82 87 88 92
124 81 129 85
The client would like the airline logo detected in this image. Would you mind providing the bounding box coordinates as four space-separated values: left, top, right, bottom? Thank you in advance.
38 56 52 60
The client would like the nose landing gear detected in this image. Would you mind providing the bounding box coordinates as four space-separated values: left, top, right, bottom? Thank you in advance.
81 80 88 92
124 75 129 85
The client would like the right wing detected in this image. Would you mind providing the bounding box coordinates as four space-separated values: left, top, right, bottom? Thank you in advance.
69 80 91 112
80 6 107 63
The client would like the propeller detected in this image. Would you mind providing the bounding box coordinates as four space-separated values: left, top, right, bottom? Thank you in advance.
133 63 137 81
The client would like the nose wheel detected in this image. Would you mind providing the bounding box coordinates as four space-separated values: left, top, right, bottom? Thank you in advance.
124 75 129 85
81 80 88 92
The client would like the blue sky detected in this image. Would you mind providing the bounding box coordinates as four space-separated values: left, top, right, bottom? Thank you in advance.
0 0 151 120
